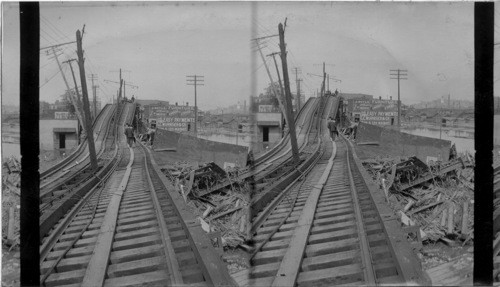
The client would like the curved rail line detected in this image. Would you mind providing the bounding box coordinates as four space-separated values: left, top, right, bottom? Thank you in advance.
253 98 317 166
40 104 117 193
250 96 332 219
40 104 115 180
40 103 135 239
245 96 415 286
40 103 233 286
197 98 320 198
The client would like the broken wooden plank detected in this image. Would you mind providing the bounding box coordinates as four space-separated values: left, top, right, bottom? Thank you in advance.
461 201 469 235
8 206 15 240
239 213 247 234
202 206 213 219
403 200 415 212
209 207 242 221
447 205 454 234
440 209 448 227
407 201 444 216
386 165 397 190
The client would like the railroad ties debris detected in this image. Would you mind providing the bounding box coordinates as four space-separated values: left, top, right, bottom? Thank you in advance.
361 153 474 245
2 156 21 250
161 161 250 249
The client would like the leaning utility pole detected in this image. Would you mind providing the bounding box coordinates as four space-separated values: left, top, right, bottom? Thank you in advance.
390 69 408 128
268 52 288 130
186 75 204 136
64 59 86 126
321 62 326 97
253 39 285 114
76 28 98 171
269 52 286 103
293 67 302 111
278 22 300 164
51 46 86 137
88 74 98 120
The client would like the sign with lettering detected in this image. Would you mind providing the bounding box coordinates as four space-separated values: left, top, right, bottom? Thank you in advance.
146 104 195 132
347 99 399 126
54 112 73 120
258 105 279 113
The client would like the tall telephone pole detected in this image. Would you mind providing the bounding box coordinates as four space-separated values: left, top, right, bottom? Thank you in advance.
390 69 408 128
293 67 302 111
186 75 204 136
76 27 98 171
64 59 85 125
253 39 285 114
88 74 98 120
48 46 86 137
269 53 286 104
278 22 300 164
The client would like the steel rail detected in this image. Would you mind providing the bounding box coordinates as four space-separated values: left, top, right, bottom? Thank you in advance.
40 104 116 193
40 103 114 180
142 144 183 285
250 96 333 232
345 136 377 285
39 103 131 238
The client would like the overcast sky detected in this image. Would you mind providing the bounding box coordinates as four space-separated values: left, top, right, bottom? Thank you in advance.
1 2 490 110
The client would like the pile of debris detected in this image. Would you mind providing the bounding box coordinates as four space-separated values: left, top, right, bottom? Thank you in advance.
2 156 20 250
161 161 250 249
362 154 474 245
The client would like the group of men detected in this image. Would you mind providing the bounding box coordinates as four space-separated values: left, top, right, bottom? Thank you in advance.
124 123 156 148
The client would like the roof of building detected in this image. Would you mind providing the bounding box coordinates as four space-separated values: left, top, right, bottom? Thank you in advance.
340 93 374 100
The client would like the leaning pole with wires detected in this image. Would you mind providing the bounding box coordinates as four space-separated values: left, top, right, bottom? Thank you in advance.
76 27 98 171
278 21 300 164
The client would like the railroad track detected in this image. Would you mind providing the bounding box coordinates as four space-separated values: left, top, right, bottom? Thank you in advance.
197 98 320 198
39 104 118 205
246 106 409 286
40 103 115 181
250 95 333 220
40 106 233 286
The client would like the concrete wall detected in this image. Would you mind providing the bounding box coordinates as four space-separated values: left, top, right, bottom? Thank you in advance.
40 119 78 151
356 122 451 162
154 128 248 168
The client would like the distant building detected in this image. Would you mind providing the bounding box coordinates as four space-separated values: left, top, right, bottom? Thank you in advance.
340 93 374 101
40 105 79 151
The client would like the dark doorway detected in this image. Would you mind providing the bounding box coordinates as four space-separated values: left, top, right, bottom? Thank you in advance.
263 127 269 142
59 133 66 149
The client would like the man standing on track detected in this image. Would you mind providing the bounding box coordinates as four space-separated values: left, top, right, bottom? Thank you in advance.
124 124 135 148
327 117 337 141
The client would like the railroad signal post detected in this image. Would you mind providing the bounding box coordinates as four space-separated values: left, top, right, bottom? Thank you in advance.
390 69 408 128
186 75 204 136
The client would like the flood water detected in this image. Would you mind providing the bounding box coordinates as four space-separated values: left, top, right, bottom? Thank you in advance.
2 123 20 160
402 127 474 154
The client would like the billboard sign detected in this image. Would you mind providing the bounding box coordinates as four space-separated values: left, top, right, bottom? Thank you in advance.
146 104 195 132
348 99 398 126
